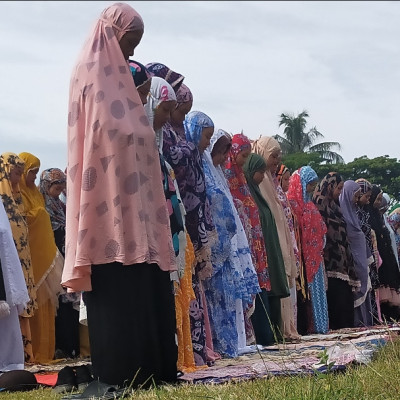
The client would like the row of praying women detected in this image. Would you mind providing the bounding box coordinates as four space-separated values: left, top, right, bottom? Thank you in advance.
0 152 88 372
2 2 400 391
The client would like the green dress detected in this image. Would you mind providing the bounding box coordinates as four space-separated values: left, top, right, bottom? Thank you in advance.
243 153 289 344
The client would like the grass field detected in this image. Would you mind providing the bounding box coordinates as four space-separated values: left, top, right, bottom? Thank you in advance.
2 336 400 400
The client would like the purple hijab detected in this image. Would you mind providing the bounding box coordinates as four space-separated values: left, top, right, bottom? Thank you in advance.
339 180 369 305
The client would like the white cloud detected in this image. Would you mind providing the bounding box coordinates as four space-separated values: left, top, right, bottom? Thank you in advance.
1 0 399 172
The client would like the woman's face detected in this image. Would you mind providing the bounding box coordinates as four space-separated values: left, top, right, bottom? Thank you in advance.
306 179 318 194
171 100 193 125
235 148 251 168
198 127 214 154
353 188 362 204
137 80 151 105
9 165 23 187
358 190 372 206
48 183 66 199
374 192 383 209
253 169 266 185
26 168 39 188
332 181 344 201
267 149 282 174
119 29 144 60
153 100 176 131
281 170 290 193
212 151 226 167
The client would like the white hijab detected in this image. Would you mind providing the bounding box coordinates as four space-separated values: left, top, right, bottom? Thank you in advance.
144 76 176 152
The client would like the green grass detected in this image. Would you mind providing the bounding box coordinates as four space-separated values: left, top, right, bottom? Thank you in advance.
3 337 400 400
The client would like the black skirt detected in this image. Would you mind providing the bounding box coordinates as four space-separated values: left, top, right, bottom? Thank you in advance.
83 262 177 388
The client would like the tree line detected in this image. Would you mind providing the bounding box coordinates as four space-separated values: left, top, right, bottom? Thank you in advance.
272 110 400 200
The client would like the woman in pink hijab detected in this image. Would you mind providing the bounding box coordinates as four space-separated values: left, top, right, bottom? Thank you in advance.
62 2 177 389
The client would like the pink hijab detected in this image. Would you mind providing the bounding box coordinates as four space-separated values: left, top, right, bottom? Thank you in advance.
62 3 176 292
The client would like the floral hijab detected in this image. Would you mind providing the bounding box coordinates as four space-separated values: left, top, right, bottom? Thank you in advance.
276 164 289 187
170 84 193 140
184 110 213 146
39 168 66 231
0 153 36 316
128 60 151 88
312 172 360 288
146 62 184 91
287 167 327 283
223 135 270 289
144 76 176 151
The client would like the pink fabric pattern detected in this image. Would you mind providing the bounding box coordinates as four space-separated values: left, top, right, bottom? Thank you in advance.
62 3 176 292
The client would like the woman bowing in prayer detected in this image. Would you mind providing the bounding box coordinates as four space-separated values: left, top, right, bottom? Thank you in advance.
313 172 360 329
62 3 178 389
287 166 328 334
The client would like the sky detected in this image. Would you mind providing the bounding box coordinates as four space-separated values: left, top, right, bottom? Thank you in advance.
1 1 400 172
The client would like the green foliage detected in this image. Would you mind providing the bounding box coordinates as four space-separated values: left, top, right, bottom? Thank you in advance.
275 110 344 164
312 155 400 199
282 152 324 173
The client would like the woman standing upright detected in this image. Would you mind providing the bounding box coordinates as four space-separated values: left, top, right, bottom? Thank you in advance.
340 180 373 327
0 153 36 363
225 133 269 345
287 167 328 334
39 168 80 359
0 196 30 371
61 3 178 388
313 172 360 329
252 137 298 340
243 153 289 345
367 186 400 321
18 152 64 363
202 129 260 356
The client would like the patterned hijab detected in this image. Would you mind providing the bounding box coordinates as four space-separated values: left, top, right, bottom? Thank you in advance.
128 59 151 88
224 134 270 289
355 178 372 195
339 180 370 303
63 3 176 292
175 84 193 106
144 76 176 151
146 62 184 91
184 111 214 147
276 164 289 187
252 136 297 282
287 167 327 283
312 172 360 288
18 152 62 301
0 153 36 316
243 153 289 298
170 84 193 140
39 168 66 231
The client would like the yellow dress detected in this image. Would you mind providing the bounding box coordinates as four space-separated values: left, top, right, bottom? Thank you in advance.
0 152 36 362
19 152 64 363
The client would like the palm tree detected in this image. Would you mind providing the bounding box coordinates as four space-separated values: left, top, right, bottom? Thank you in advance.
274 110 344 164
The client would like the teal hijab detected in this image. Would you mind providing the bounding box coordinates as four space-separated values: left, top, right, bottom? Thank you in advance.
243 154 289 298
